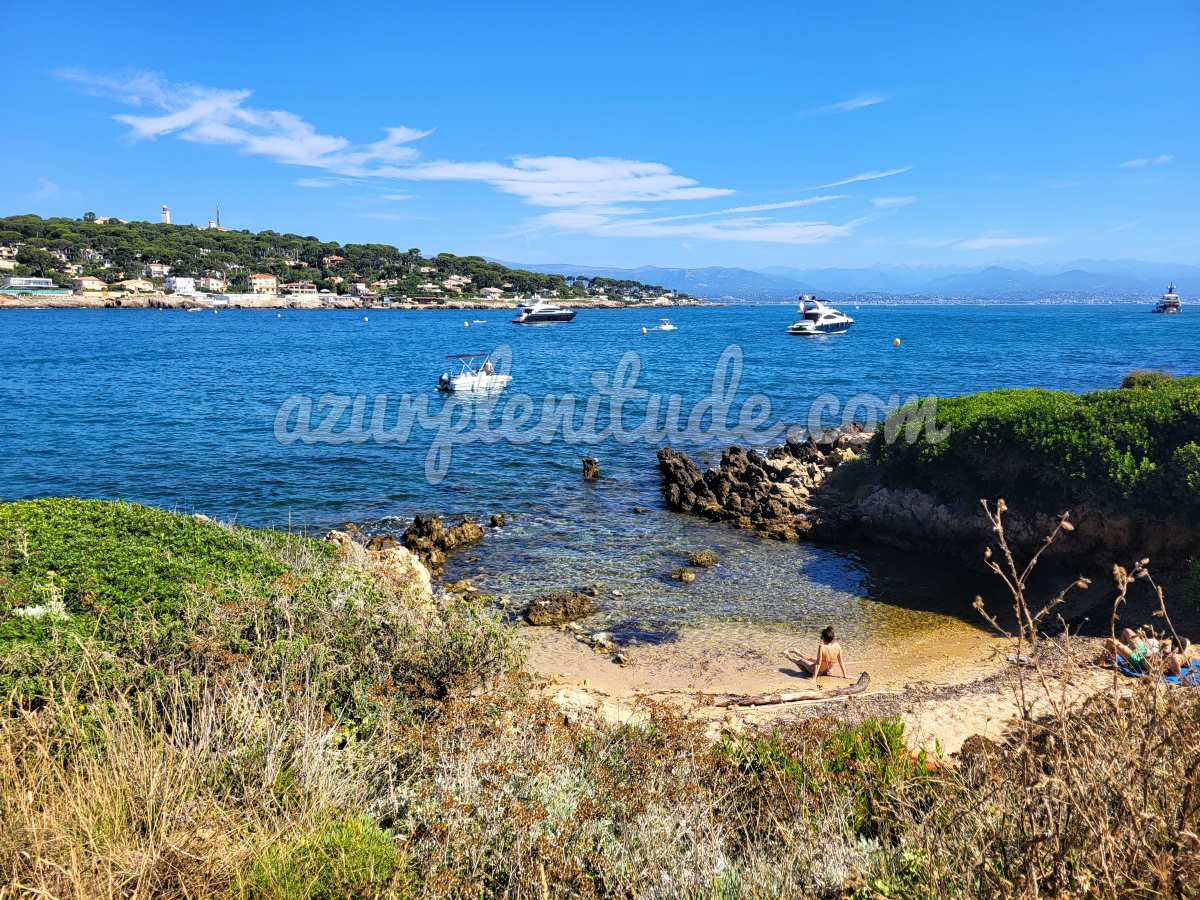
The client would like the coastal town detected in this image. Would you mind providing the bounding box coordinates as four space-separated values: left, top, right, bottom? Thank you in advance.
0 210 699 310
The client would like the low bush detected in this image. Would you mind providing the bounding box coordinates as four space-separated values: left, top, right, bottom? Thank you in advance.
238 815 410 900
1121 369 1174 389
871 376 1200 516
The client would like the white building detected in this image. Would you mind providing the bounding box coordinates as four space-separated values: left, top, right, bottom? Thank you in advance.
144 262 171 278
248 273 278 294
117 278 154 292
164 276 196 294
161 205 171 225
281 281 318 295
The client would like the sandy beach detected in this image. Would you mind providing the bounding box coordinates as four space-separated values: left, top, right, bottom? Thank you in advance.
525 620 1120 753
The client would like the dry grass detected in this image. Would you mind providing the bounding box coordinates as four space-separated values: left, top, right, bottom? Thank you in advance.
2 499 1199 898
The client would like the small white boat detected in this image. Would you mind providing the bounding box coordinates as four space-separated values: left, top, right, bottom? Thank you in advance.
787 295 854 336
1153 283 1182 314
436 353 512 393
472 319 487 324
656 317 677 331
512 296 576 324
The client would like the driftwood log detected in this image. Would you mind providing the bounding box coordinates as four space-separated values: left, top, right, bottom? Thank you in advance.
716 671 871 707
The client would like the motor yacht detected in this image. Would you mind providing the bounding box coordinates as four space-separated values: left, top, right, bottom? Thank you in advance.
656 317 677 331
511 296 576 324
1154 283 1182 314
787 295 854 335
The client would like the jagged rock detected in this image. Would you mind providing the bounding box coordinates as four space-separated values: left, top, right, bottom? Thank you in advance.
524 590 596 626
490 513 506 527
401 514 485 569
366 534 397 551
672 567 696 583
582 457 600 480
688 549 718 568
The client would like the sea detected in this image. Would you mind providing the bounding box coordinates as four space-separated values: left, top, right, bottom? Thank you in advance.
2 303 1196 644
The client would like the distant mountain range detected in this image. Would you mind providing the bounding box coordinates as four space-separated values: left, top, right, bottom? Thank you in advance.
496 259 1199 302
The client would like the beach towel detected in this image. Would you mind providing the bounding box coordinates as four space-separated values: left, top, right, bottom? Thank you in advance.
1115 656 1200 685
1165 663 1200 687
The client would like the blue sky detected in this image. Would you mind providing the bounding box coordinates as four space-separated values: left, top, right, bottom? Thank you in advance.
4 1 1197 269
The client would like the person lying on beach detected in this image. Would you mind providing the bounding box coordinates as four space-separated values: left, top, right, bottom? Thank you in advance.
1102 627 1162 671
1164 639 1200 677
784 626 847 684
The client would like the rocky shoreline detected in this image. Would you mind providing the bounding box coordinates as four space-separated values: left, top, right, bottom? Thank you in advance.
656 425 1199 573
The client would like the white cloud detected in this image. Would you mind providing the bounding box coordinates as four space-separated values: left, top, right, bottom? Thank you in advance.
806 167 912 190
383 156 733 207
820 94 890 113
381 193 413 201
529 205 866 245
957 235 1051 250
638 195 846 224
295 177 355 188
62 69 880 247
871 195 916 208
1120 154 1173 169
58 69 431 172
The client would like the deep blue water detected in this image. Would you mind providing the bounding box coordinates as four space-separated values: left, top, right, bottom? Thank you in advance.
2 304 1196 640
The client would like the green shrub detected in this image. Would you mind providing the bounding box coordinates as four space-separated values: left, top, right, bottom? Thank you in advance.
0 499 518 719
822 718 929 839
870 377 1200 516
0 497 291 620
239 814 411 899
1121 369 1174 389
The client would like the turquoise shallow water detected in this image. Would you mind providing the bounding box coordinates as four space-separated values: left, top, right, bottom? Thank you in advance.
2 303 1196 642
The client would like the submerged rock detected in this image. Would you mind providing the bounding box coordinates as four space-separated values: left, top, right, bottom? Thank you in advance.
687 549 718 568
672 567 697 584
524 590 596 626
582 457 600 480
490 512 506 527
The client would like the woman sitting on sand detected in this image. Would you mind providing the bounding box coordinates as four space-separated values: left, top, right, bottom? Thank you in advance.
785 626 847 684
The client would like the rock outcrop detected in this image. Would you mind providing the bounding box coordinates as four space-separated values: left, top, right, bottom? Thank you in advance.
656 424 1199 570
656 424 871 542
524 590 596 626
401 514 486 569
325 529 433 605
582 457 600 481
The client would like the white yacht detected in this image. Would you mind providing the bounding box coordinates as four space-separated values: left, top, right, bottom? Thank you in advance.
511 295 576 324
656 317 677 331
436 353 512 393
1154 283 1182 314
787 295 854 335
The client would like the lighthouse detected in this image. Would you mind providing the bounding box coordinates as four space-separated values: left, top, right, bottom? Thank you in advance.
161 204 171 225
